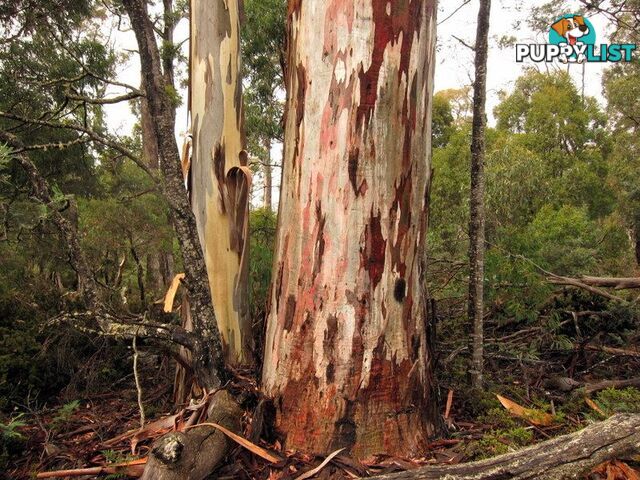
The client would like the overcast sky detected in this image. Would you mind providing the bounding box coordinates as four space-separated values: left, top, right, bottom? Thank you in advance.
105 0 615 130
435 0 613 122
103 0 617 205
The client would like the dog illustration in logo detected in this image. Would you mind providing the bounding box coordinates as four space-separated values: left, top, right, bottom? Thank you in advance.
551 15 590 63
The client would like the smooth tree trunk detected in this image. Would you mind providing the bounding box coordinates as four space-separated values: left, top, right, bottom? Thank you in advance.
468 0 491 391
262 0 439 458
189 0 253 366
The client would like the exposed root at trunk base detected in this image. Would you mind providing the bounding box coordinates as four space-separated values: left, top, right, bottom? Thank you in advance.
140 390 241 480
368 414 640 480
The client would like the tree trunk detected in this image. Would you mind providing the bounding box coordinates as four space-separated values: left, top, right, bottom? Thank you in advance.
264 137 273 211
123 0 226 389
189 0 253 366
368 414 640 480
634 224 640 266
468 0 491 391
262 0 439 459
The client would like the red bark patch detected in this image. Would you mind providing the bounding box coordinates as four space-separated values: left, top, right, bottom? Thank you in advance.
324 314 338 382
361 211 386 290
292 63 307 165
288 0 302 16
284 294 297 332
389 168 413 277
356 0 422 130
348 147 360 194
313 202 326 279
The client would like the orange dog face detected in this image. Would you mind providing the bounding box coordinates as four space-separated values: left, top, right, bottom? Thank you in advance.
551 16 590 45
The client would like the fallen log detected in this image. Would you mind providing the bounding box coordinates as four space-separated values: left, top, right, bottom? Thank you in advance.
584 377 640 394
368 414 640 480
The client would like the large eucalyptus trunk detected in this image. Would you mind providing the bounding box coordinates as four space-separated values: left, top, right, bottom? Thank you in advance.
189 0 253 366
262 0 439 458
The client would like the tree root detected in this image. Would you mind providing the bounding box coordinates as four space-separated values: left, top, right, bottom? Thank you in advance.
140 390 242 480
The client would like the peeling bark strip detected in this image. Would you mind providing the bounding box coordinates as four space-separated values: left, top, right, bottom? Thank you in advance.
190 0 253 366
262 0 439 458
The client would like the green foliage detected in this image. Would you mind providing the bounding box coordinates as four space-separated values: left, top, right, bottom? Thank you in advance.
242 0 286 185
51 400 80 430
432 92 455 148
430 69 635 360
465 426 534 460
593 387 640 415
249 208 277 320
0 414 26 471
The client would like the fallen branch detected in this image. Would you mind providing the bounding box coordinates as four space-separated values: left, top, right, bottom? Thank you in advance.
367 414 640 479
37 459 146 478
52 311 197 349
584 344 640 358
584 377 640 394
547 276 629 303
579 276 640 290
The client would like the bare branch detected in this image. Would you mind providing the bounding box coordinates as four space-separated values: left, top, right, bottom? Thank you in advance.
51 311 197 350
66 90 144 105
0 110 158 181
452 34 476 51
438 0 472 25
13 136 91 153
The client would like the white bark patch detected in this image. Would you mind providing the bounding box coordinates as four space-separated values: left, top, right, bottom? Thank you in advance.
334 59 347 84
337 303 356 369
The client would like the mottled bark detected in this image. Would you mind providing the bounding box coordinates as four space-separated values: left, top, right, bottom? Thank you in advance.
262 0 439 458
189 0 253 366
368 414 640 480
122 0 226 389
468 0 491 391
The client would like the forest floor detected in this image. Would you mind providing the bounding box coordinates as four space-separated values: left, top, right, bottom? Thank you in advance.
4 327 640 480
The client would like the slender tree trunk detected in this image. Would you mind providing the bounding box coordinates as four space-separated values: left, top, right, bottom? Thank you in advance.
123 0 226 390
262 0 439 458
189 0 253 366
263 137 273 211
634 224 640 266
140 81 175 297
140 86 160 169
468 0 491 391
